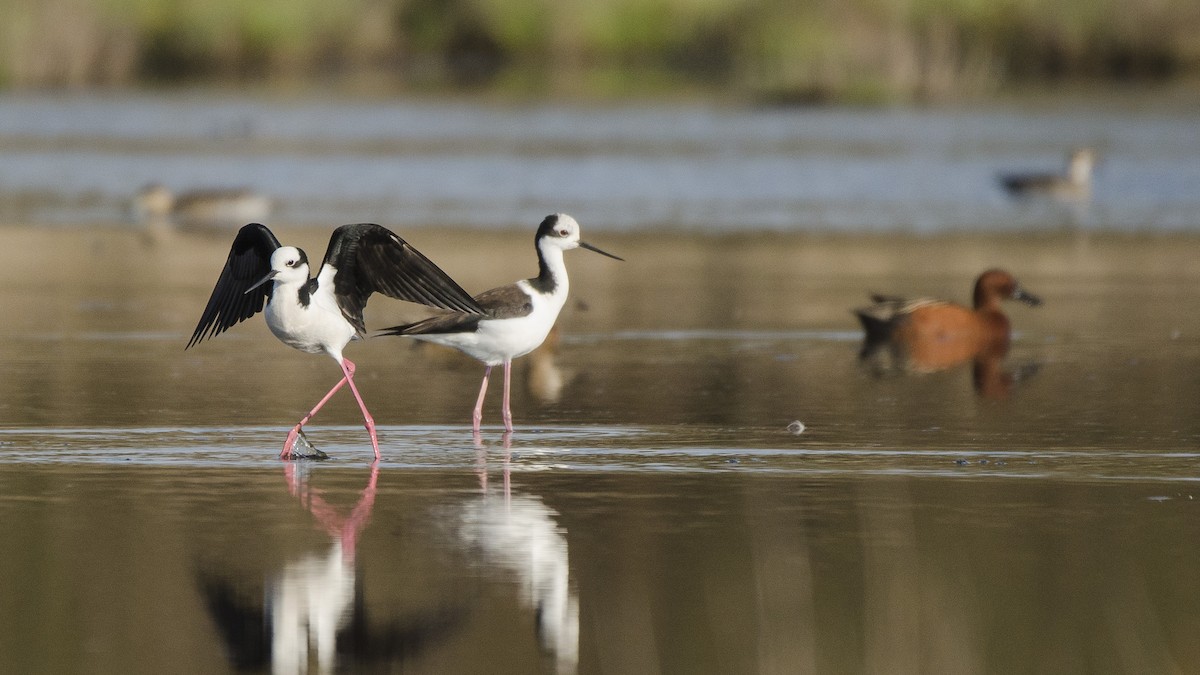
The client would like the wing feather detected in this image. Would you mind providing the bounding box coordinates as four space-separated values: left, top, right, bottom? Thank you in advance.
323 224 483 333
185 223 280 349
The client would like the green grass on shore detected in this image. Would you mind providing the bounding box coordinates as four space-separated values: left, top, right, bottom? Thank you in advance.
2 0 1197 101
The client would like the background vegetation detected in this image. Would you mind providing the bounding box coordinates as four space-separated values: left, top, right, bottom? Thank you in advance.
2 0 1198 101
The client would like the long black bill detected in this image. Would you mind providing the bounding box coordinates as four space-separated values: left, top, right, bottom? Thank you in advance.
579 241 624 261
244 270 278 294
1013 287 1042 307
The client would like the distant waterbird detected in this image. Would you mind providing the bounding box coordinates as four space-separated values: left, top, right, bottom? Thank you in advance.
998 148 1095 200
379 214 622 433
133 183 273 228
187 222 484 459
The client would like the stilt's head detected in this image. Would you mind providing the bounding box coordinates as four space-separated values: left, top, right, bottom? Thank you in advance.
1066 148 1094 186
246 245 310 293
535 214 623 261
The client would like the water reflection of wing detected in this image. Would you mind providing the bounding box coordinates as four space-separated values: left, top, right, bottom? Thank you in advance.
196 573 270 671
198 463 464 673
458 445 579 674
197 562 464 674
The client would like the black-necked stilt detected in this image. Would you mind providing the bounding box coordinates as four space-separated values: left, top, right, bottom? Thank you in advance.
187 222 484 459
999 148 1095 200
379 214 621 433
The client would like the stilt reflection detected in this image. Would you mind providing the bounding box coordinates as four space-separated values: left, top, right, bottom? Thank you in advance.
460 432 580 674
197 462 463 673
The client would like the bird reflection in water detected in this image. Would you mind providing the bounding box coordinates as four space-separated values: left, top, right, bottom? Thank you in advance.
524 324 569 405
854 269 1042 399
197 461 462 673
458 432 580 674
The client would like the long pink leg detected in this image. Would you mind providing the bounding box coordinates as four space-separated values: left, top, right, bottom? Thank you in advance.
281 370 351 458
500 431 512 500
472 366 493 433
501 359 514 433
280 359 379 460
338 358 380 461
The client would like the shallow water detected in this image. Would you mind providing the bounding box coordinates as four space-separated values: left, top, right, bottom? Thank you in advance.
3 223 1200 673
1 91 1199 232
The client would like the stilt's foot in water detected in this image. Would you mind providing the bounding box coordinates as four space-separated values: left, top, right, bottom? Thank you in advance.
500 361 514 433
339 357 380 461
364 420 380 461
472 365 492 435
279 426 300 459
500 397 514 433
280 427 328 460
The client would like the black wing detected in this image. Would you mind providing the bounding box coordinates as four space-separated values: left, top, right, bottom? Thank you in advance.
322 224 484 334
186 223 280 349
998 171 1056 194
195 572 269 671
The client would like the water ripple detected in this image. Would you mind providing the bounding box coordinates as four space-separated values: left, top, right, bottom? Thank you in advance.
2 425 1198 482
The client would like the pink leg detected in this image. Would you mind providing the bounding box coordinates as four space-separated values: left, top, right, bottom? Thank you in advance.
473 430 487 491
472 366 492 433
338 358 380 461
501 359 514 433
281 370 351 458
280 359 378 461
500 431 512 501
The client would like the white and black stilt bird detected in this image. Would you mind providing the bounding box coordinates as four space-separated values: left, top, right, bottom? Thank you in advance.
379 214 621 433
187 222 484 459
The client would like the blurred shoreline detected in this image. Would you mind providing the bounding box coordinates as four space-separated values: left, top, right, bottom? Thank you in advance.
4 0 1199 103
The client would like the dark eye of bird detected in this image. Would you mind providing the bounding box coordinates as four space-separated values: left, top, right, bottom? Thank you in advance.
558 229 569 237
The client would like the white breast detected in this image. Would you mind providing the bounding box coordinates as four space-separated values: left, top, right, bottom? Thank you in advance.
416 280 566 366
265 278 356 359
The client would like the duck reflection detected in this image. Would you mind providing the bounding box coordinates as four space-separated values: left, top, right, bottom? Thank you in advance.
197 462 462 673
854 269 1042 399
458 432 579 674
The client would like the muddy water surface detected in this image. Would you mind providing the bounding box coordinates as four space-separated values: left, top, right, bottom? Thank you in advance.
2 227 1199 673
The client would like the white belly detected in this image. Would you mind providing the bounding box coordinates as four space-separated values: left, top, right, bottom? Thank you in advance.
265 292 355 358
415 284 564 366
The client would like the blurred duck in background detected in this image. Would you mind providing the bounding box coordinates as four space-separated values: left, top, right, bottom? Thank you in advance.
132 183 273 229
854 269 1042 399
998 148 1095 200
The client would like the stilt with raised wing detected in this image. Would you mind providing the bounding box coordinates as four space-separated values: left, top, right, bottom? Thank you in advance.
187 222 483 459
